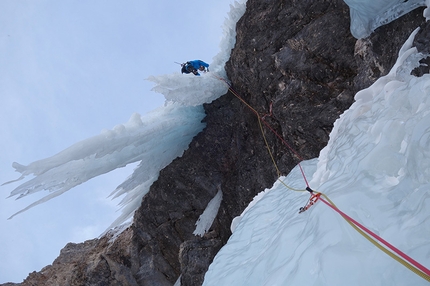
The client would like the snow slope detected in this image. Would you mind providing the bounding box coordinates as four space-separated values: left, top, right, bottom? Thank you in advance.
3 0 430 285
203 28 430 286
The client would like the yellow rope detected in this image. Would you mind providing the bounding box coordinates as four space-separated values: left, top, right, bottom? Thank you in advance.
217 75 430 281
318 192 430 282
225 81 306 192
254 87 430 281
257 116 306 192
258 117 281 177
228 87 260 115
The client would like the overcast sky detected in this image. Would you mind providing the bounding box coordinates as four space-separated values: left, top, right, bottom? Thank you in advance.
0 0 235 283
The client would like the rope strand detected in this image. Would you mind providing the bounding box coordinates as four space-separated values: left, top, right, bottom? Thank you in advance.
213 74 310 187
212 74 430 282
319 194 430 282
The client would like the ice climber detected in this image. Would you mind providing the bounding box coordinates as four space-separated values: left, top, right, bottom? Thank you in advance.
181 60 209 76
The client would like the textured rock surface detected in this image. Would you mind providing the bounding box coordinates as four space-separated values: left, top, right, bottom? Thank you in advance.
3 1 427 286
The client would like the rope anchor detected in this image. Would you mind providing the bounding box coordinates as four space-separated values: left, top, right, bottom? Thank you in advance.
212 74 430 282
299 192 321 213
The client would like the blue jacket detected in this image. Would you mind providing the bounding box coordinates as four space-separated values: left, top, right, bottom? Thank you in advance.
189 60 209 70
181 60 210 76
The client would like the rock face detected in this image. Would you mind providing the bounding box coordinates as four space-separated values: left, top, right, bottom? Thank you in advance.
4 1 428 286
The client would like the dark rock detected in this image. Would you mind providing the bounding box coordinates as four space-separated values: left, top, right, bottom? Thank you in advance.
412 20 430 77
179 238 223 286
354 7 426 87
3 1 428 286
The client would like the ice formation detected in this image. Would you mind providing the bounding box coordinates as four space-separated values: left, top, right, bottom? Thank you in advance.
203 27 430 286
147 0 246 106
4 103 206 227
193 187 223 237
343 0 426 38
4 0 430 284
3 0 247 230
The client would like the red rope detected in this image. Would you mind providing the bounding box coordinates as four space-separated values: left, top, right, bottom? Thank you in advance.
212 74 430 280
258 118 310 187
214 75 310 187
319 196 430 277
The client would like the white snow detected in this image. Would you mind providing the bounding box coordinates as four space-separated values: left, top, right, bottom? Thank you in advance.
194 186 223 237
3 102 206 228
147 72 228 106
424 0 430 20
343 0 426 39
3 0 430 285
147 0 246 106
203 27 430 286
3 0 247 230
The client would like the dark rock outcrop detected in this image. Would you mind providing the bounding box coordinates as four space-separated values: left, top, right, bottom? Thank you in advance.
3 1 428 286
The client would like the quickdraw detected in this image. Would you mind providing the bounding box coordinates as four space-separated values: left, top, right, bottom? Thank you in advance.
299 188 321 214
213 74 430 282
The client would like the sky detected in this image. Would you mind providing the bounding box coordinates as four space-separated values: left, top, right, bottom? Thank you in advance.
0 0 236 283
203 27 430 285
2 0 429 285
